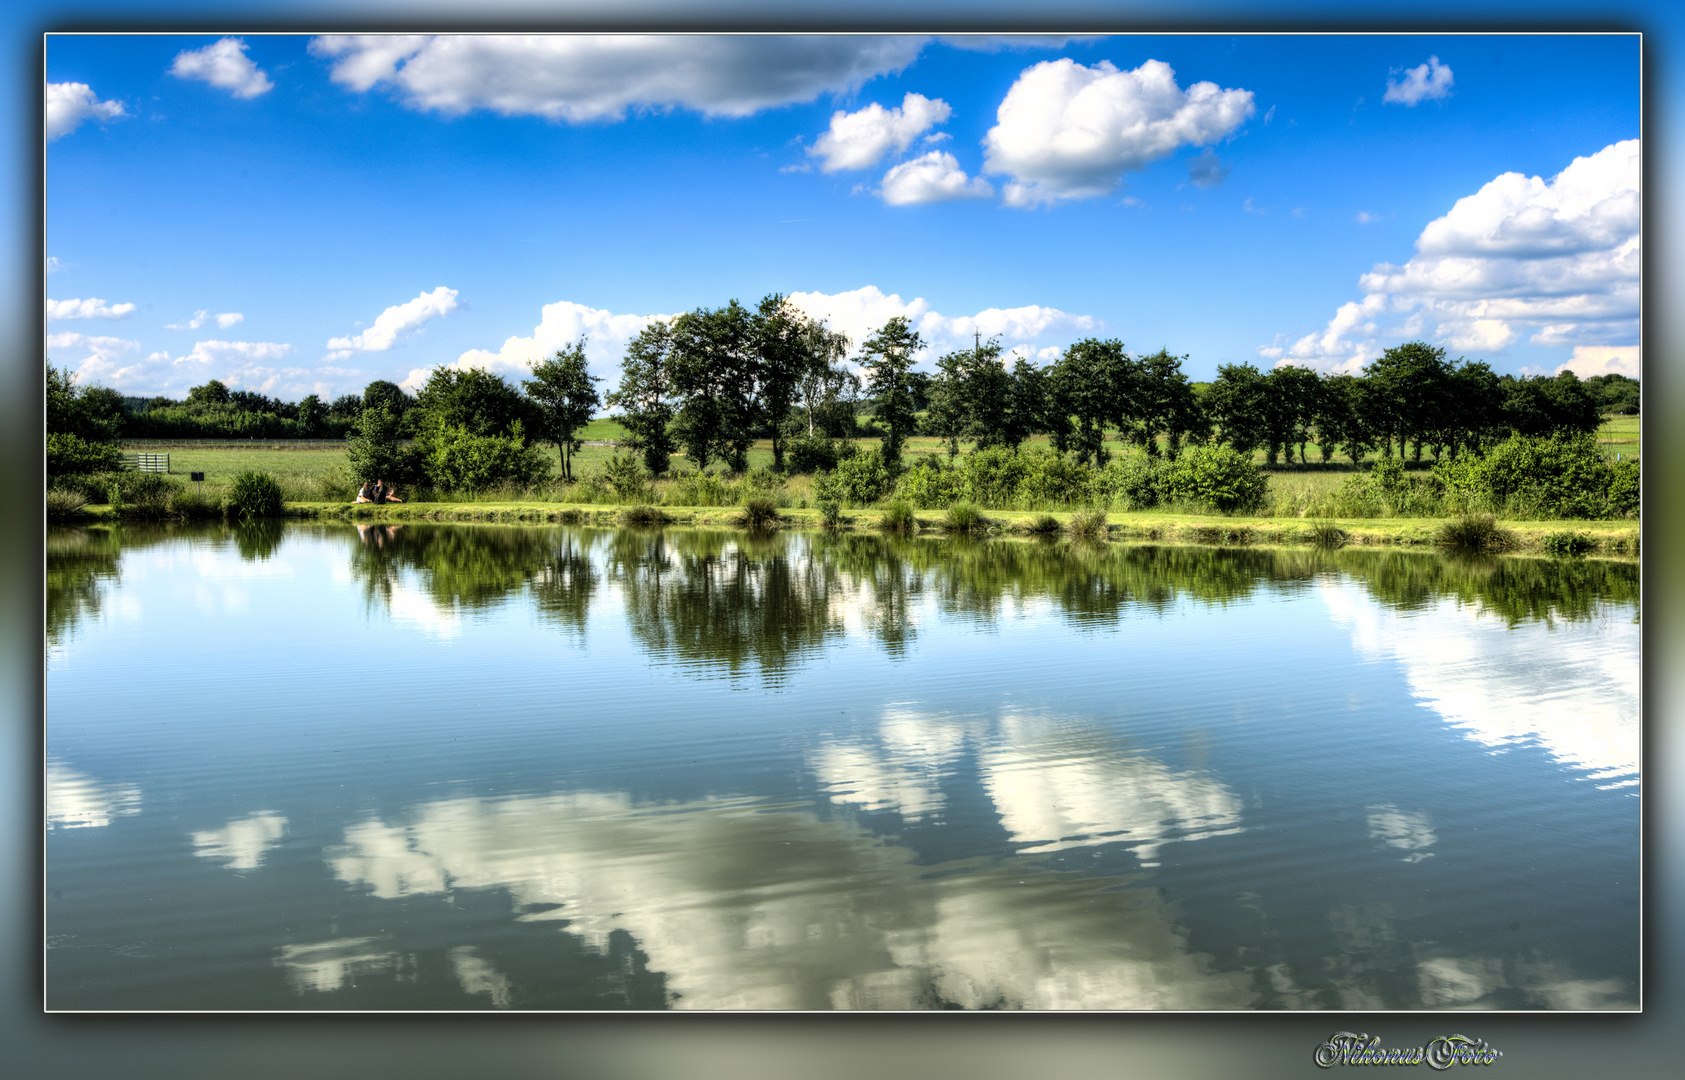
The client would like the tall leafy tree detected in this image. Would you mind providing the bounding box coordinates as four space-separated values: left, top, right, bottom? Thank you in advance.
1364 341 1453 461
857 316 924 465
523 340 602 481
1049 338 1133 467
669 300 759 471
793 318 856 439
1445 360 1504 458
607 321 680 475
414 366 534 441
751 294 807 471
1128 349 1200 459
1264 364 1323 464
1205 363 1270 455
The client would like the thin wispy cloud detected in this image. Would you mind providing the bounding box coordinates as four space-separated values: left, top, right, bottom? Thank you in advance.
327 287 459 361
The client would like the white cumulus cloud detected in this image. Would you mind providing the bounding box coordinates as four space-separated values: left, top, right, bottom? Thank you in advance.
983 58 1255 207
425 299 673 392
879 151 993 205
170 37 274 99
46 82 126 140
810 92 952 172
167 309 244 330
784 285 1099 364
310 35 927 121
433 286 1097 396
327 287 459 360
1559 345 1639 379
1259 140 1639 372
1384 56 1454 107
47 297 135 320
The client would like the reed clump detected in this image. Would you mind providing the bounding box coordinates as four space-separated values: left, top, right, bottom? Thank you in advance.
1437 514 1515 555
1067 509 1108 542
878 499 918 534
940 502 989 536
738 497 781 530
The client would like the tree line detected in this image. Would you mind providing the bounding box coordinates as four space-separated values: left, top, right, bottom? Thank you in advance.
48 290 1639 488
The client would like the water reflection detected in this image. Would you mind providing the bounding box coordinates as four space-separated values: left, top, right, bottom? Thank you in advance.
46 759 140 829
325 787 1255 1010
191 811 289 870
1321 578 1639 785
49 524 1641 671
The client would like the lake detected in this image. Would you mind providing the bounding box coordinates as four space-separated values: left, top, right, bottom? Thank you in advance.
45 522 1640 1010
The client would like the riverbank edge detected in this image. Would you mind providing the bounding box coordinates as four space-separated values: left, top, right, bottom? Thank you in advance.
73 501 1639 557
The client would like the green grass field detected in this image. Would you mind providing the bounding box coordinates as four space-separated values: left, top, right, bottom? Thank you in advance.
129 411 1639 494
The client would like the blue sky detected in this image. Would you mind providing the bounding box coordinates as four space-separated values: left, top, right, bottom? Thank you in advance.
41 32 1641 402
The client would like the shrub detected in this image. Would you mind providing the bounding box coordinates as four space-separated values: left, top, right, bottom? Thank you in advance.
815 447 895 507
955 445 1031 507
1014 449 1096 507
46 488 89 522
1437 432 1629 520
1437 514 1515 554
619 504 669 526
1163 444 1268 513
941 502 989 535
668 470 731 507
1541 531 1597 558
878 499 917 534
1021 513 1063 538
894 459 964 508
1096 452 1169 510
345 404 423 485
785 436 847 474
817 497 843 528
739 497 781 530
228 470 284 519
1607 458 1640 518
1306 520 1348 548
1068 508 1108 542
47 433 120 477
425 425 550 493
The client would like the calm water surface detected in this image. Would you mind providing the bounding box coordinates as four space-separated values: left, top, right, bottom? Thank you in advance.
46 523 1640 1010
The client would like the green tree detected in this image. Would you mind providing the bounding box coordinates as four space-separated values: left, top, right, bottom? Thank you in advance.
1129 349 1201 460
608 321 680 475
793 318 857 439
669 300 759 471
857 316 924 466
523 340 602 481
1050 338 1133 467
47 363 121 442
413 367 535 448
1205 363 1270 456
1364 341 1453 461
297 394 325 437
1264 364 1322 464
752 294 808 471
187 379 231 406
344 404 420 485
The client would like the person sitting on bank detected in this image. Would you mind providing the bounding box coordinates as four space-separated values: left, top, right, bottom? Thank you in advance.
376 479 404 503
354 479 377 503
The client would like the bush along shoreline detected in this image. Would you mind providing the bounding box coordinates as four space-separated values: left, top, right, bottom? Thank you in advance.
52 428 1638 558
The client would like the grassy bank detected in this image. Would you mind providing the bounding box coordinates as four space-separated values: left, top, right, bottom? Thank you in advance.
84 499 1624 558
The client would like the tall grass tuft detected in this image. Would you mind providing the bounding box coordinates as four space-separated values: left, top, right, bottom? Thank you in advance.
1306 520 1348 549
1067 508 1108 543
878 499 918 534
1437 514 1515 555
1021 513 1063 538
228 470 285 519
817 497 843 529
738 497 781 531
46 488 89 522
619 504 669 527
1541 530 1596 558
941 502 989 536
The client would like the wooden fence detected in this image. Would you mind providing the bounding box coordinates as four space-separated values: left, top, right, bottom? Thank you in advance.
119 452 170 473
